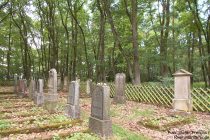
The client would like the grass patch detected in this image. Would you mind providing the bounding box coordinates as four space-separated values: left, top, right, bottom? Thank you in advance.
129 108 154 119
64 132 99 140
0 120 11 130
138 115 196 131
112 124 149 140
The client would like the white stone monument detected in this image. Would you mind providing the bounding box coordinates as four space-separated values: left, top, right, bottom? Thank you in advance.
173 69 192 112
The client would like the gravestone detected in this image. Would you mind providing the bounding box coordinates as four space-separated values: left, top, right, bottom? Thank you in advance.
86 79 92 96
18 79 27 97
29 79 36 99
66 80 80 118
57 74 62 91
173 69 192 112
34 79 44 106
44 69 58 113
63 76 68 92
14 74 18 94
89 83 112 137
113 73 126 104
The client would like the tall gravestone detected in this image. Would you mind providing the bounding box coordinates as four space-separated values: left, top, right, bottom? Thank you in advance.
173 69 192 112
14 74 18 94
29 79 36 99
113 73 126 104
44 69 58 113
89 83 112 137
66 80 80 118
34 79 44 106
57 74 62 91
86 79 92 96
18 79 27 97
63 76 68 92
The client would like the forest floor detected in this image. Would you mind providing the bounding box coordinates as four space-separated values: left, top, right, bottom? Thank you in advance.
0 87 209 140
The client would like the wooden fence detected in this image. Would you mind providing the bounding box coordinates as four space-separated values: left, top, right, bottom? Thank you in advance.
80 82 209 112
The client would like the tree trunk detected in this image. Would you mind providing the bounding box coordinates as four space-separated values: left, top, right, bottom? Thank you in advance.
131 0 141 84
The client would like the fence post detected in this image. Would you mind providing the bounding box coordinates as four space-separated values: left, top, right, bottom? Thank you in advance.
173 69 192 112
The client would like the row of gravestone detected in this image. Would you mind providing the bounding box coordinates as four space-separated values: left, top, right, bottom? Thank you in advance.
13 69 193 138
13 69 113 137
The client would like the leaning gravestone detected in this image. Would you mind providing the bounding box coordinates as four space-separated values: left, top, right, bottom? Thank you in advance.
44 69 58 113
113 73 126 104
29 79 36 99
173 69 192 112
89 83 112 137
66 80 80 119
34 79 44 106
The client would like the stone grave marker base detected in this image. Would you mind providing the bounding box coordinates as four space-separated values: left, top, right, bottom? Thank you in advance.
89 116 113 138
173 99 192 112
34 95 44 106
66 105 80 119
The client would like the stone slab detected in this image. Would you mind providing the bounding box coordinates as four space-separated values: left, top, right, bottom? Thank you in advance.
66 104 80 119
89 116 112 138
91 85 110 120
173 99 192 112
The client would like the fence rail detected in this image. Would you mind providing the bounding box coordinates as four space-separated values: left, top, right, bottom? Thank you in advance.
110 83 209 112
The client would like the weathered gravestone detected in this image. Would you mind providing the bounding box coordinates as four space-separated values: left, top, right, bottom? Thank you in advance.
63 76 68 92
34 79 44 106
113 73 126 104
57 74 62 91
66 80 80 119
44 69 58 113
173 69 192 112
29 79 36 99
18 79 27 97
89 83 113 137
86 79 94 97
14 74 18 94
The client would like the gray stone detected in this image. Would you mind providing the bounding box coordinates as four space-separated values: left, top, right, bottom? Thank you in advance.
63 76 68 92
86 79 92 96
57 74 62 91
29 79 36 99
89 84 112 137
18 79 27 98
14 74 18 94
113 73 126 104
173 69 192 112
44 69 58 113
34 79 44 106
66 80 80 119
